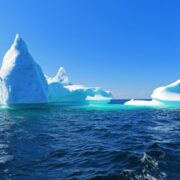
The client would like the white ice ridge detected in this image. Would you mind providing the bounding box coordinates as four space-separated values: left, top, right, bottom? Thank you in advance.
0 34 113 105
125 79 180 107
46 70 113 103
0 34 48 104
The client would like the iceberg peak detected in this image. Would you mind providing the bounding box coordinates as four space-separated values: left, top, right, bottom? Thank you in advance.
55 67 70 84
46 67 70 85
56 67 66 79
11 34 28 53
15 33 20 41
1 34 30 78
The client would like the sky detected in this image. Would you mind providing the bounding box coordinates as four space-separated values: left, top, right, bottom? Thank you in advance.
0 0 180 98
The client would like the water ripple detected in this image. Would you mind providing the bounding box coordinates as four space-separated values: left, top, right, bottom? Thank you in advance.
0 105 179 179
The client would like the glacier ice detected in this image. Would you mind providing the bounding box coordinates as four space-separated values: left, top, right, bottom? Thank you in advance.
125 79 180 107
0 34 48 104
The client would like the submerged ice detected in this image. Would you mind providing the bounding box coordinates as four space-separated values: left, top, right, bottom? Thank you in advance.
125 79 180 107
0 35 113 105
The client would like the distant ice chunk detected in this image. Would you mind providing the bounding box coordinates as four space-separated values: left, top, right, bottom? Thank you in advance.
125 79 180 108
0 34 48 104
151 79 180 101
125 99 162 107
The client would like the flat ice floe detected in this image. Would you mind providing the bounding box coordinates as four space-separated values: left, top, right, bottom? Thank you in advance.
124 99 163 107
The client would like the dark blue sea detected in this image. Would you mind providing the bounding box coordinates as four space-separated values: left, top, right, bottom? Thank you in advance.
0 100 179 179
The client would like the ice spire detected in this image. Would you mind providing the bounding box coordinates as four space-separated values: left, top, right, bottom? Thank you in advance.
10 33 28 53
0 34 48 104
46 67 70 85
55 67 70 84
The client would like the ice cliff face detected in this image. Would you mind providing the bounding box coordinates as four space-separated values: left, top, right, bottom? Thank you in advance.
0 34 113 105
0 34 48 104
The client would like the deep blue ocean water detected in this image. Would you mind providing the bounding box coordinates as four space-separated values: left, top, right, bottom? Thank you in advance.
0 101 179 179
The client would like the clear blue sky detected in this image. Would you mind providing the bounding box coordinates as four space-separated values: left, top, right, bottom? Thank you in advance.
0 0 180 98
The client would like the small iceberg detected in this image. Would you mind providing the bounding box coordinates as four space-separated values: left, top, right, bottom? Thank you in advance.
125 79 180 108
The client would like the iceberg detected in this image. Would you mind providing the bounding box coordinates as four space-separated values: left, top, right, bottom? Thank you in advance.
46 68 113 103
0 34 113 105
125 79 180 108
66 85 112 103
0 34 48 104
151 79 180 102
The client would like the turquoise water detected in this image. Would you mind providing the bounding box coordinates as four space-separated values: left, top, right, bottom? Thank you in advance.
0 102 179 179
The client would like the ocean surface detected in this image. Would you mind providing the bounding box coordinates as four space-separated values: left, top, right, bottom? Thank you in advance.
0 100 179 179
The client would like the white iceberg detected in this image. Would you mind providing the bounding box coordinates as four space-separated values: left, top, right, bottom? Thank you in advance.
0 34 48 104
0 34 113 105
125 79 180 108
66 85 112 103
46 69 113 103
151 79 180 102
